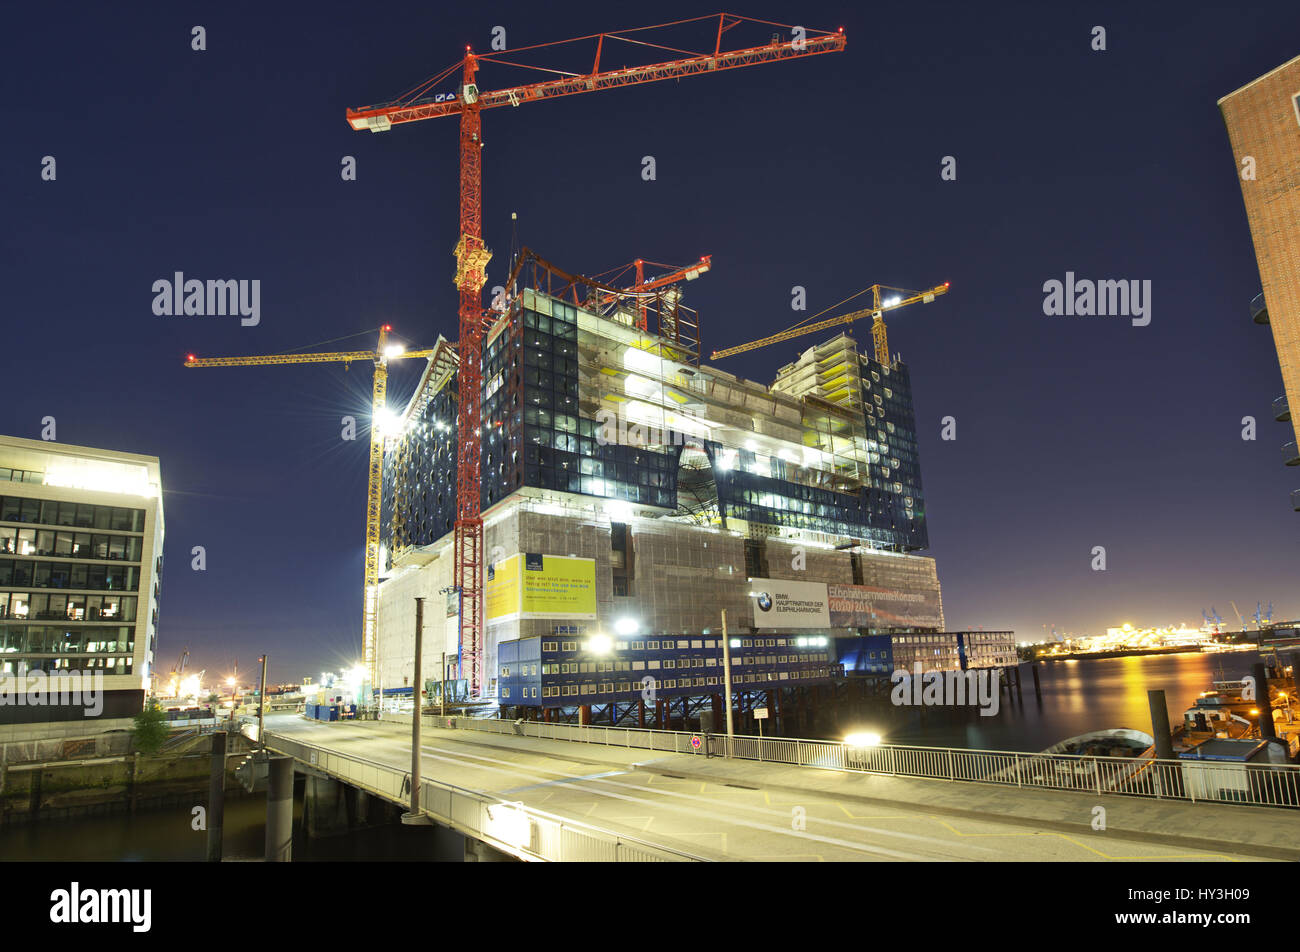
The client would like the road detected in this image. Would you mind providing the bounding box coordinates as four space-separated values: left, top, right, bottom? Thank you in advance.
266 715 1276 862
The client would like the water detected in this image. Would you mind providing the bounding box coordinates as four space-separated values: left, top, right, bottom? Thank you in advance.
0 788 437 862
877 651 1259 752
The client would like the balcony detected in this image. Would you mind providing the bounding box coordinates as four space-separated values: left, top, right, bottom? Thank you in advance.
1275 395 1291 422
1252 292 1269 325
1286 441 1300 467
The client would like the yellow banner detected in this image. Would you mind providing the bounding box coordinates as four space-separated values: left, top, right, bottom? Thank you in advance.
520 554 597 620
486 554 521 621
485 553 597 621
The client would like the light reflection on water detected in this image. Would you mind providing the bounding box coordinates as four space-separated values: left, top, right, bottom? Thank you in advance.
884 651 1259 752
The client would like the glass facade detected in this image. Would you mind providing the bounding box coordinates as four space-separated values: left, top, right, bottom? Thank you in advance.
382 293 928 556
0 493 148 676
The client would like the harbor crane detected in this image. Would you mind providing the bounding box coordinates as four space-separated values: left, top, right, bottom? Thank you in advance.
347 13 847 696
184 326 447 684
711 282 950 362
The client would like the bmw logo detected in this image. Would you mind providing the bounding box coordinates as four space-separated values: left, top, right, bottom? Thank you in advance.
757 592 773 612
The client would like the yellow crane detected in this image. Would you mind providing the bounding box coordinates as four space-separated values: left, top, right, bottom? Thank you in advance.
711 282 951 362
184 325 440 685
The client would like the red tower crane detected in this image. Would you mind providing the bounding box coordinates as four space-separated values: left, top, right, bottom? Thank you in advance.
347 13 847 698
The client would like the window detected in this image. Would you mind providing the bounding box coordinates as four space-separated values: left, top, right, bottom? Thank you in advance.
1294 91 1300 127
542 641 557 652
648 641 659 650
562 641 576 651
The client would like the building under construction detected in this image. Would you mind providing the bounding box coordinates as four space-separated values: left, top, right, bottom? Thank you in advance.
371 253 967 725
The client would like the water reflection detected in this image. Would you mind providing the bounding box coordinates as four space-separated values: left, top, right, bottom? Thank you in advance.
886 652 1257 752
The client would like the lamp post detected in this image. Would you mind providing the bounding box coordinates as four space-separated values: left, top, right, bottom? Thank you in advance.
721 609 734 757
226 675 237 729
257 655 267 749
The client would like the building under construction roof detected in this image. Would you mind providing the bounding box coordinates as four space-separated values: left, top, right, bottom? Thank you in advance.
375 274 945 719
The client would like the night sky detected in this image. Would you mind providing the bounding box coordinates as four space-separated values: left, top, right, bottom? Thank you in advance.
3 2 1297 680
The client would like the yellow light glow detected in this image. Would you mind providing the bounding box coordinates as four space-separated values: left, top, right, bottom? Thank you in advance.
844 732 882 747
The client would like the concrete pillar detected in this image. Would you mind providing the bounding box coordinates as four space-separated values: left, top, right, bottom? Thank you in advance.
265 756 293 862
207 731 226 862
1253 662 1277 740
637 699 645 728
304 775 350 838
579 704 590 727
1031 663 1042 699
1147 690 1175 760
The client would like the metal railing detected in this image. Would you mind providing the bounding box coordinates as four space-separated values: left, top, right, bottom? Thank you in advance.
264 730 706 862
427 715 1300 810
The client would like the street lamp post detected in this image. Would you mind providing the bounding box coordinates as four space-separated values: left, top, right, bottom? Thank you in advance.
257 655 268 749
721 609 734 757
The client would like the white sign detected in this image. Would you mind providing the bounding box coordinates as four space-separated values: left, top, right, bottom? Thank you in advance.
753 707 769 720
748 578 830 628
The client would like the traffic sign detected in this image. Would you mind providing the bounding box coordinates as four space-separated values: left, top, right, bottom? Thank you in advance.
754 707 769 720
690 735 702 750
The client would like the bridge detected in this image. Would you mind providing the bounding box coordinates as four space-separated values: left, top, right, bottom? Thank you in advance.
260 713 1300 862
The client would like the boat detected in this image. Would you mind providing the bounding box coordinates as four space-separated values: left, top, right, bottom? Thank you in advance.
1042 728 1154 758
984 728 1155 788
993 728 1155 790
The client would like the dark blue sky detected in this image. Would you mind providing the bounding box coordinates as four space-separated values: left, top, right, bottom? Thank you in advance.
3 2 1297 679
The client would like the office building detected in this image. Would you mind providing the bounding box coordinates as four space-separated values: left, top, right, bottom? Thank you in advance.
0 436 163 732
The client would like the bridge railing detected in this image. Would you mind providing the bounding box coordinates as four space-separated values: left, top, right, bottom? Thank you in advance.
264 731 706 862
428 715 1300 810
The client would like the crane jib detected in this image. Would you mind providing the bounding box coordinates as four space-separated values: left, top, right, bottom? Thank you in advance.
346 33 846 129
